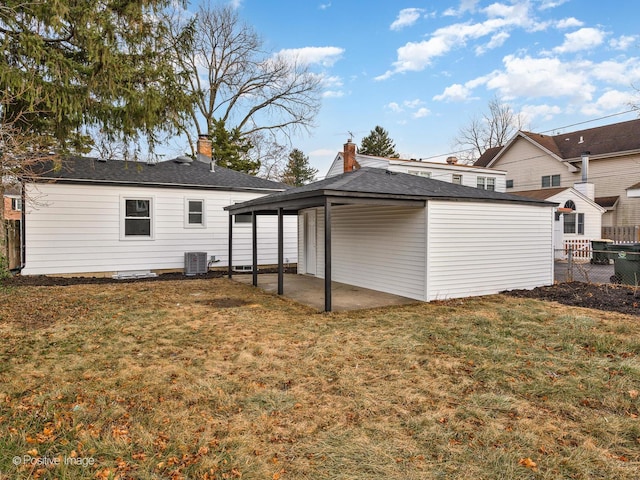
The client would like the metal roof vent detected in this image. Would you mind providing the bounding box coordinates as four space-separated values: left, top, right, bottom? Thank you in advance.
185 252 207 275
174 155 193 165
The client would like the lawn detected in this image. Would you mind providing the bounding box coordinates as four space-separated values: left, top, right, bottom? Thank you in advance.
0 278 639 479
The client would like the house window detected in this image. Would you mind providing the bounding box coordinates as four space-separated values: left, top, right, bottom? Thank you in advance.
452 174 463 185
506 180 514 189
564 213 584 234
122 197 153 239
542 174 560 188
11 198 22 211
409 170 431 178
185 199 205 227
477 177 495 191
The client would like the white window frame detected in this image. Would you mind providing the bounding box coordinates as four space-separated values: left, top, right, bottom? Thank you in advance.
120 196 154 240
477 177 496 191
184 198 206 228
564 212 585 235
452 174 463 185
10 197 22 211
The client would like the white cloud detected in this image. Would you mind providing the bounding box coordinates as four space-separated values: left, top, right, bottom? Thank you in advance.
386 102 403 113
403 98 424 108
555 17 583 29
413 107 431 118
319 2 331 10
539 0 569 10
590 58 640 84
520 103 562 123
390 8 424 31
610 35 637 50
485 55 596 102
277 46 344 67
319 74 344 98
433 83 472 102
476 31 510 55
377 1 535 79
443 0 479 17
228 0 242 9
581 90 640 116
553 27 605 54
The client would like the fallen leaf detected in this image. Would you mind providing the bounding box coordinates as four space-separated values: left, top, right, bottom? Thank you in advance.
518 457 538 471
629 389 639 399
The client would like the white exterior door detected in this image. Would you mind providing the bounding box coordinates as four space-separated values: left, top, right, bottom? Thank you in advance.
305 211 317 275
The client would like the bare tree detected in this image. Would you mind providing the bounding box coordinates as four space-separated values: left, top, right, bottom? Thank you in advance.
453 97 525 163
165 3 321 170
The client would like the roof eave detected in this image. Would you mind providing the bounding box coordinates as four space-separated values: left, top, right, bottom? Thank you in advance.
27 176 285 193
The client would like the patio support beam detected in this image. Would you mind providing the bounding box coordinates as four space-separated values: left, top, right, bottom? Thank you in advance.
277 207 284 295
324 198 332 312
228 214 233 279
252 211 258 287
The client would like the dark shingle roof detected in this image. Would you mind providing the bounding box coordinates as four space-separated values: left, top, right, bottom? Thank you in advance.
227 167 555 213
29 156 287 192
474 146 503 167
509 187 569 201
474 118 640 167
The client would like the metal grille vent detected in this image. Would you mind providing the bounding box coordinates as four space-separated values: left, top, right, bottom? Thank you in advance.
185 252 207 275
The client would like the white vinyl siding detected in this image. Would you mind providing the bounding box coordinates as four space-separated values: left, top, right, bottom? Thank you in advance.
304 205 426 301
426 201 553 301
22 183 297 275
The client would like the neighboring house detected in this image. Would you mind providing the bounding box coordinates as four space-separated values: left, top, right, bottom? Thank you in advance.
227 167 556 310
475 118 640 229
3 185 22 222
20 136 297 276
2 185 23 270
510 187 605 258
327 140 507 191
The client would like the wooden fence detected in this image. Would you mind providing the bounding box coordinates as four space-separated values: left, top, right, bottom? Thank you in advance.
4 220 21 270
602 226 640 243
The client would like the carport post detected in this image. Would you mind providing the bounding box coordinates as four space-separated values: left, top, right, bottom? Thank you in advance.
277 207 284 295
324 198 332 312
228 213 233 279
252 211 258 287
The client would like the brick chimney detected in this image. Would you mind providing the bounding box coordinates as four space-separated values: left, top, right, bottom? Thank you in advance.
196 134 214 171
343 139 360 173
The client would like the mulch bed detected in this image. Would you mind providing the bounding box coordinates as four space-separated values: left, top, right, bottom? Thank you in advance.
506 282 640 316
1 267 296 287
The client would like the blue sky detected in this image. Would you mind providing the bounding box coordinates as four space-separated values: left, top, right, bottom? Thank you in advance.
176 0 640 176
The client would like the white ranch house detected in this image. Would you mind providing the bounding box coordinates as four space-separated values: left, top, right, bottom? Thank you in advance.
20 138 297 277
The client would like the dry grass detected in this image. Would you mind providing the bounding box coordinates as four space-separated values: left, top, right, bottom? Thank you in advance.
0 279 639 479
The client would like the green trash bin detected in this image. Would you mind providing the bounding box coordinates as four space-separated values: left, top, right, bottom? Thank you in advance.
591 239 614 264
609 243 640 285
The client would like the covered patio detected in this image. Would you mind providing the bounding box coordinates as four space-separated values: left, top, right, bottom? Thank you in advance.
225 167 554 312
232 273 418 312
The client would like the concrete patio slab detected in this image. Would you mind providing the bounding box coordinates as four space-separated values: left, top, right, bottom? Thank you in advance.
233 273 419 312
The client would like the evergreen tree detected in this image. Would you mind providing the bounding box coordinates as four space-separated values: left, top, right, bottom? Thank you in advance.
359 126 399 158
211 119 260 175
1 0 187 152
281 149 317 186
